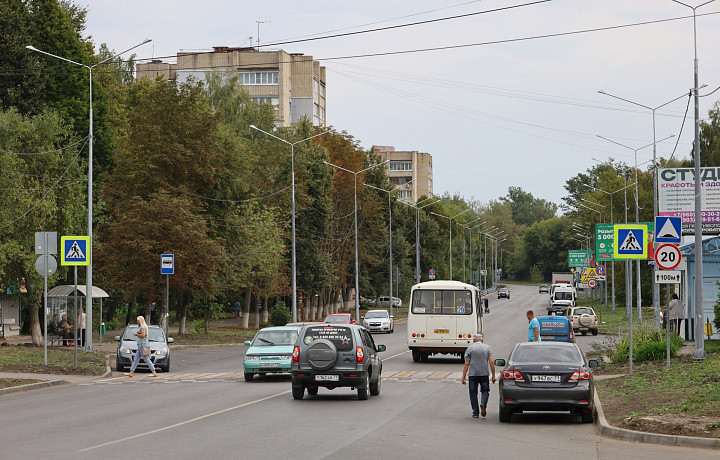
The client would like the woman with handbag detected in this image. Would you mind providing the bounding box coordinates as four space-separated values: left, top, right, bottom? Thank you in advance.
125 316 158 378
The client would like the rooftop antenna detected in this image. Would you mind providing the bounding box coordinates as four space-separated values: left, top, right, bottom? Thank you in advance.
256 18 271 51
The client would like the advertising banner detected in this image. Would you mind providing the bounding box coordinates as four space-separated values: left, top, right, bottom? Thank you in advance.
568 250 591 268
595 223 654 261
658 167 720 234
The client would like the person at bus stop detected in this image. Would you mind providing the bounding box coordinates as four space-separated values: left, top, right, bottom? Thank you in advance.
526 310 541 342
60 314 74 346
77 308 86 347
125 316 158 378
461 333 496 418
668 293 684 335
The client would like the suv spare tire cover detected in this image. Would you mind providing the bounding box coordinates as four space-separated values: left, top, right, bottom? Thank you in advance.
579 314 592 326
307 338 338 370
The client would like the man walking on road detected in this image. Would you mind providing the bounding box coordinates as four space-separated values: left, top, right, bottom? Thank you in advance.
461 333 496 418
527 310 541 342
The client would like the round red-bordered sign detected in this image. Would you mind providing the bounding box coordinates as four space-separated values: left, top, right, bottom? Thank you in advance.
655 244 681 270
588 279 597 288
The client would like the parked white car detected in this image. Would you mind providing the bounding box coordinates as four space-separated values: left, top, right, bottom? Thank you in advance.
566 306 598 335
376 296 402 308
362 310 394 333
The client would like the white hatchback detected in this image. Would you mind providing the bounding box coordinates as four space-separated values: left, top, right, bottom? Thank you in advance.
362 310 394 333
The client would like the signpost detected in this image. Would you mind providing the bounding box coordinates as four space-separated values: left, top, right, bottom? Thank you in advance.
613 224 648 259
654 270 681 284
658 167 720 234
428 268 436 280
161 254 174 337
655 216 682 243
61 236 89 367
35 232 57 365
654 244 681 271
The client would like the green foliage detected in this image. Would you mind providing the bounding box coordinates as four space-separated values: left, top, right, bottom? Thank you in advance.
613 328 684 363
529 264 543 283
500 186 557 227
268 301 291 326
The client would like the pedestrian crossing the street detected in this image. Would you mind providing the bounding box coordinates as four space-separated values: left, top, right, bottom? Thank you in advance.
78 370 466 386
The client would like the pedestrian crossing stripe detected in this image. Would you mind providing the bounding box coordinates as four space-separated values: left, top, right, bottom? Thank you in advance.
613 225 648 259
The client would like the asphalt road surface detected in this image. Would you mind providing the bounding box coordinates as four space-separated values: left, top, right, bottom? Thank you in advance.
0 284 714 459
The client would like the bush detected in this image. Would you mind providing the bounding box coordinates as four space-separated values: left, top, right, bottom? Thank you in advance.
613 328 683 363
529 264 543 284
268 301 291 326
104 317 123 331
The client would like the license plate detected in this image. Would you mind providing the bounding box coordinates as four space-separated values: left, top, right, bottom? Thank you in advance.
260 362 280 368
315 374 339 382
434 329 449 334
531 375 561 383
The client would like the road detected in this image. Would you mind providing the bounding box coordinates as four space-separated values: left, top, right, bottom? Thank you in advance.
0 284 714 459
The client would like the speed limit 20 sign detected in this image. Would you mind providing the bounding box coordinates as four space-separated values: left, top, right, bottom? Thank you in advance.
654 244 681 270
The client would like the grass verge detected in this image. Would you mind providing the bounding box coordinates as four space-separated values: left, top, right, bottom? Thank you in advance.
0 378 43 389
0 345 107 375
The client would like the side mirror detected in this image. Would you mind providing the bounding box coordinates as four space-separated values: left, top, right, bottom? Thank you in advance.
376 344 386 352
114 336 121 341
588 359 599 368
494 358 506 367
361 316 365 319
167 337 174 343
390 315 394 319
244 341 252 346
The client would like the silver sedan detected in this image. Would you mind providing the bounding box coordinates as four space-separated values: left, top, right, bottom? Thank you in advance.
362 310 394 333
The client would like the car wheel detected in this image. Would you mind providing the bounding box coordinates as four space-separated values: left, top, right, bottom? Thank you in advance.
307 386 318 396
358 373 369 400
592 329 598 336
292 384 305 400
499 409 512 422
116 361 125 373
581 409 594 423
163 363 170 373
244 372 254 382
581 331 587 336
412 350 421 362
369 371 381 396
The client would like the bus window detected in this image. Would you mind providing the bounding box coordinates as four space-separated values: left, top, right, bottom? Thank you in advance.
411 290 472 315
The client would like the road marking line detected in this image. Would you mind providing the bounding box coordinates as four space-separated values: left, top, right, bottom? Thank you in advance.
384 350 410 361
78 390 291 452
195 373 226 380
429 371 450 379
180 373 214 380
411 371 433 379
151 373 178 380
392 371 416 378
216 372 245 379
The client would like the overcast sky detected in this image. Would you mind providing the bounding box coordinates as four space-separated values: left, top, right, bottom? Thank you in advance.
83 0 720 209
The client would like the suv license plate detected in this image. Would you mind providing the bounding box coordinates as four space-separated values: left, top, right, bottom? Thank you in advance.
531 375 561 383
315 374 339 382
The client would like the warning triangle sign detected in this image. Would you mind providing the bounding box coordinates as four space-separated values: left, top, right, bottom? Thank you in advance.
66 241 85 259
619 230 642 251
658 218 680 240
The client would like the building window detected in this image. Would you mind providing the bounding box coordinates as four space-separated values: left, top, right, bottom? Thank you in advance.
320 82 326 98
399 190 413 199
389 161 413 171
313 103 319 117
251 96 280 110
320 106 325 121
239 71 279 85
428 164 433 174
390 176 413 186
428 178 433 190
313 78 319 93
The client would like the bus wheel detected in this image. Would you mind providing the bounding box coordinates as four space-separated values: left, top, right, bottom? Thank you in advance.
420 353 429 362
412 350 421 362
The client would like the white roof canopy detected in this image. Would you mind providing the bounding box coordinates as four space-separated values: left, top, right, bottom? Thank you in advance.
47 285 109 298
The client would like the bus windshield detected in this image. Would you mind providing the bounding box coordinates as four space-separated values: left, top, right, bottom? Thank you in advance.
411 290 473 315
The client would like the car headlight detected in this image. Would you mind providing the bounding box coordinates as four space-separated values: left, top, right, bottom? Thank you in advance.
155 347 168 356
244 355 260 361
120 346 132 354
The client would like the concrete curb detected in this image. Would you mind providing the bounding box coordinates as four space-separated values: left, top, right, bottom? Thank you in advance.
593 388 720 449
0 379 69 396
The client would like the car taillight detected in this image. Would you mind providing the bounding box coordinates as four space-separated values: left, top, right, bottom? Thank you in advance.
502 370 524 381
569 371 590 382
356 346 364 363
570 328 575 339
292 346 299 362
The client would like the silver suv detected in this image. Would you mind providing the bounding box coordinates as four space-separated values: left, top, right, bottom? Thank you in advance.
291 324 385 400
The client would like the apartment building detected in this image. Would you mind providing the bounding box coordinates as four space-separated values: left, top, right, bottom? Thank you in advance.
136 46 327 127
371 146 433 203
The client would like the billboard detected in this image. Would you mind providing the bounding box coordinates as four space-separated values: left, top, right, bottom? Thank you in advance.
658 167 720 234
595 222 654 261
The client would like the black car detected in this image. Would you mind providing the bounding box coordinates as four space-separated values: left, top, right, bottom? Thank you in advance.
538 285 550 293
495 342 598 423
546 303 569 316
291 324 385 400
115 325 173 372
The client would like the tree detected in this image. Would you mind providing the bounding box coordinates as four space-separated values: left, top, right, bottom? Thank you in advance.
500 186 557 226
0 108 86 344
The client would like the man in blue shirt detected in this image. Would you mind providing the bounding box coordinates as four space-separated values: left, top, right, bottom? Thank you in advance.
527 310 541 342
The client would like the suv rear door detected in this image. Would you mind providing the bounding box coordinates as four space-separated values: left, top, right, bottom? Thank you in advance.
300 325 357 371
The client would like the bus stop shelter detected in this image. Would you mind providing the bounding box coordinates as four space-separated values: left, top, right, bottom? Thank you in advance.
47 285 109 339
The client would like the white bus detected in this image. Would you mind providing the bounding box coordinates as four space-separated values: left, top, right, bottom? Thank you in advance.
407 280 484 362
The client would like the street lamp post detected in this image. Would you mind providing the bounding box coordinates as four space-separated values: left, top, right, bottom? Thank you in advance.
598 89 692 324
479 226 497 291
27 39 152 351
458 218 484 283
598 135 674 321
430 209 472 280
364 180 414 317
324 160 389 321
670 0 715 360
251 125 330 323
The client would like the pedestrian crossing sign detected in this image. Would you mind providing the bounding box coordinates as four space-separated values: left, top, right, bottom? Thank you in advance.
60 236 90 266
613 225 647 259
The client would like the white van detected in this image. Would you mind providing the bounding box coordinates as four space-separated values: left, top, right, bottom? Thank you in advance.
407 280 483 362
549 284 576 307
376 296 402 308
